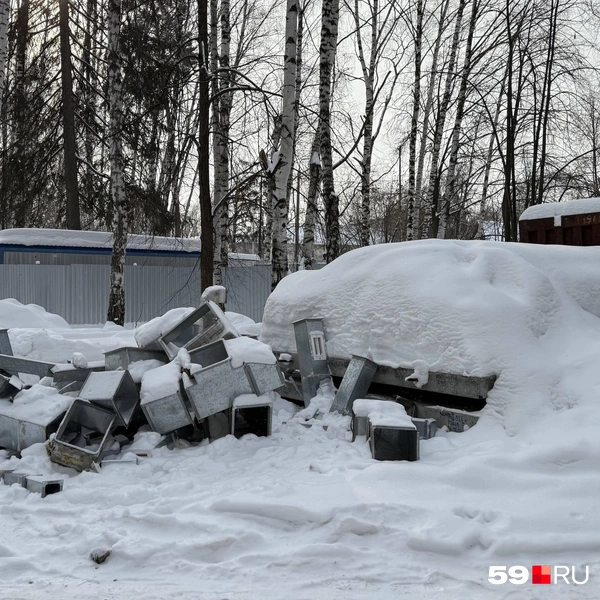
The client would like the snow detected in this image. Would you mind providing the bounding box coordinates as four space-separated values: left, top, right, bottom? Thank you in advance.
226 311 262 337
233 392 274 408
262 239 600 432
71 352 88 369
0 299 70 329
201 284 227 305
0 228 201 253
0 384 72 425
51 360 104 374
140 361 181 403
519 196 600 221
128 359 166 384
223 336 276 368
1 245 600 598
134 306 196 348
352 400 416 428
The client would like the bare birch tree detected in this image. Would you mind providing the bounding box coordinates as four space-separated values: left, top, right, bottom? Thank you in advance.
270 0 297 289
106 0 127 325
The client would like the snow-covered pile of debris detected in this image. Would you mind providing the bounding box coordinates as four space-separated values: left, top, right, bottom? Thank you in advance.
1 248 600 599
262 239 600 433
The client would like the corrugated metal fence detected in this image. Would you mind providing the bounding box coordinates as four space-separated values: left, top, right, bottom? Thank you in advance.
0 264 271 325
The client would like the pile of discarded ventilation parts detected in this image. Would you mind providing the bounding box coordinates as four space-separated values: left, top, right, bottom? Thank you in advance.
0 301 285 474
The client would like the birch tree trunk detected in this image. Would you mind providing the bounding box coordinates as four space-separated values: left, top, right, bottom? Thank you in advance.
413 0 448 239
422 0 466 239
212 0 231 285
439 0 478 239
355 0 377 247
106 0 127 325
478 66 507 236
285 0 303 246
270 0 297 289
303 136 320 269
406 0 424 241
319 0 340 263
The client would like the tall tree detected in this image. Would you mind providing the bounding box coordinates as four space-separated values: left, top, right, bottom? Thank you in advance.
106 0 127 325
320 0 340 262
59 0 80 230
198 0 213 291
406 0 424 241
270 0 297 289
107 0 127 325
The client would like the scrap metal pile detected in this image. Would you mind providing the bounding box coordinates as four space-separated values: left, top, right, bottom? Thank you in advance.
0 307 454 499
0 301 285 476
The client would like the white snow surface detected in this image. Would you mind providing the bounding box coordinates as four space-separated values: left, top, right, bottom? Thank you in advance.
224 336 276 368
225 311 262 337
0 228 201 252
0 299 70 329
133 306 196 348
352 399 416 428
262 239 600 434
519 196 600 220
139 358 182 403
201 284 227 305
1 247 600 598
0 384 72 424
233 392 274 408
127 359 166 384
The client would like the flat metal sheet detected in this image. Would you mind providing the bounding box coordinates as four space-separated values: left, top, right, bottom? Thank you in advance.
246 363 285 396
0 354 54 379
140 390 192 434
79 370 139 427
0 330 13 356
184 359 254 420
330 355 378 416
293 319 331 406
104 347 168 371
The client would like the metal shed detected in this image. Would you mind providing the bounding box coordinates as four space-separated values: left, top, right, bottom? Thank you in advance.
0 229 271 324
519 198 600 246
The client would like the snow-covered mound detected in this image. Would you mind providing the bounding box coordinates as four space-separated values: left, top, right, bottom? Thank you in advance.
0 299 70 329
262 240 600 432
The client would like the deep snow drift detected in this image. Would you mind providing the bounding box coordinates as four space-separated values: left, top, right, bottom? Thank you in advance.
1 242 600 599
261 239 600 434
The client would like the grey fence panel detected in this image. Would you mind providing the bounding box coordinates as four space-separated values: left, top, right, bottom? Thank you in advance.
70 264 110 324
126 265 201 325
0 264 268 325
222 265 271 323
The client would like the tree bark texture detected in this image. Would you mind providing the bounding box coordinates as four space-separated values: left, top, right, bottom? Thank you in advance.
106 0 127 325
303 136 320 269
406 0 423 241
422 0 466 239
439 0 479 239
59 0 80 230
270 0 297 290
198 0 213 292
319 0 340 263
414 0 448 239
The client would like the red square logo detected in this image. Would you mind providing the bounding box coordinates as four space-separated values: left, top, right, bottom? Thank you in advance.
532 565 551 584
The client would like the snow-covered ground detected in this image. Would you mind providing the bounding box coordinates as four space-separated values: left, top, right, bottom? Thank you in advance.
1 239 600 599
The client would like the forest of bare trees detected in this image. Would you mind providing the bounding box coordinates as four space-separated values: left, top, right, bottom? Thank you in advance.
0 0 598 320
